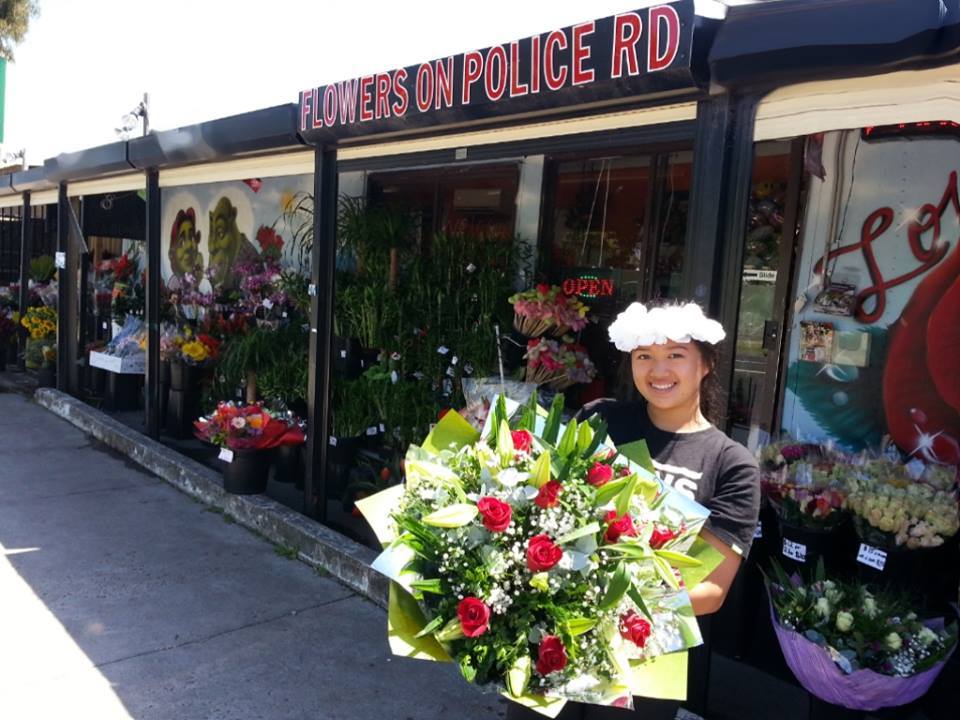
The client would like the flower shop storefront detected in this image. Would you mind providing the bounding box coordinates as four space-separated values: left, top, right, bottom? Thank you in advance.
706 62 960 719
0 183 60 379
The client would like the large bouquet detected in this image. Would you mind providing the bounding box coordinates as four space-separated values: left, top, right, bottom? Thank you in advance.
767 563 956 710
509 284 590 338
194 401 305 450
357 394 723 715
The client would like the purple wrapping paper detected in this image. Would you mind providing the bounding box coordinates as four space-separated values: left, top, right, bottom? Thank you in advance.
769 604 954 711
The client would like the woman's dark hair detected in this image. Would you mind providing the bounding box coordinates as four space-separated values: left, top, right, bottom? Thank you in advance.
613 300 726 427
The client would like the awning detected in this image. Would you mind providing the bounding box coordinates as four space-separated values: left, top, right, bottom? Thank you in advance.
754 64 960 140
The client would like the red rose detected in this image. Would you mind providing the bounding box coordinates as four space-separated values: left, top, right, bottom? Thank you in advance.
587 462 614 487
616 465 632 477
648 525 677 549
534 480 563 509
526 534 563 571
536 283 552 296
619 610 652 648
535 635 568 676
604 510 637 544
477 496 512 533
511 429 533 453
457 597 491 638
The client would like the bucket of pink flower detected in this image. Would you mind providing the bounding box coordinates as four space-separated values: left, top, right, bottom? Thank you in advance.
194 402 306 495
766 561 957 712
758 441 850 573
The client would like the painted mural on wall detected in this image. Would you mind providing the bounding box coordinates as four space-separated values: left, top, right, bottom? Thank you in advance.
160 175 312 298
781 129 960 465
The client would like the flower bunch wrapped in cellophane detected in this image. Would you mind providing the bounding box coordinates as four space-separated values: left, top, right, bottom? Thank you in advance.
524 338 597 391
757 441 848 530
844 465 959 549
356 393 724 717
509 284 590 338
766 560 957 710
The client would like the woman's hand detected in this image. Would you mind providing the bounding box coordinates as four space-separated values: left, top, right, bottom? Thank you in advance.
688 528 742 616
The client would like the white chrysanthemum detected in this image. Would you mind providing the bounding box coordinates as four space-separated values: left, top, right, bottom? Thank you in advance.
607 302 725 351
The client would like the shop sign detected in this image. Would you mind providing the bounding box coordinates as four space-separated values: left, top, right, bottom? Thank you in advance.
562 275 616 298
856 543 887 571
299 1 698 142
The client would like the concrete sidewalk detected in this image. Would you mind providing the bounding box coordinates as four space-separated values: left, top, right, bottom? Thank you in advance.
0 392 505 720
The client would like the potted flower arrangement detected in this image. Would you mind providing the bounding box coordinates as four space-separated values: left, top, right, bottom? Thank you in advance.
523 336 597 390
169 328 220 391
194 401 306 494
767 562 957 712
20 305 57 386
758 440 851 571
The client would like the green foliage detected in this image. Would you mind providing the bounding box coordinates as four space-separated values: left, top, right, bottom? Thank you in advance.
29 254 55 283
329 194 528 453
211 322 308 408
0 0 38 61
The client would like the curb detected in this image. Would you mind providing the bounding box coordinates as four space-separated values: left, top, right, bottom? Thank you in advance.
32 388 389 608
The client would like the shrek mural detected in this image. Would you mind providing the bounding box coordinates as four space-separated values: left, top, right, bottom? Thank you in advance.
167 208 204 288
207 196 259 291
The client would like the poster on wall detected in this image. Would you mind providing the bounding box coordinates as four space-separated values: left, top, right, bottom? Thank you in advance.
781 130 960 466
160 174 312 301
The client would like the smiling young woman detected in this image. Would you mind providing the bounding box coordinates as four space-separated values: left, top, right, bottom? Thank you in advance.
507 301 760 720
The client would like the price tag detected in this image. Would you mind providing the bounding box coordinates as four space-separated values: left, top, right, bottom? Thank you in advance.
437 345 450 355
754 521 763 539
101 321 108 330
262 298 274 309
782 538 807 563
451 355 459 365
282 311 288 318
328 436 338 447
379 423 386 432
55 251 66 269
218 448 234 463
366 426 378 436
308 284 317 296
340 350 347 358
857 543 887 571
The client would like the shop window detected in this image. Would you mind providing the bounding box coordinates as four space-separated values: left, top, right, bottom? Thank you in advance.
368 163 519 242
542 148 692 402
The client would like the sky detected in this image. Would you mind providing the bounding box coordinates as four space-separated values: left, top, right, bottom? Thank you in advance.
1 0 762 166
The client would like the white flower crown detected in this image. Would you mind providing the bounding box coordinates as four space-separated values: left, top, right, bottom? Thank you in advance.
608 302 726 351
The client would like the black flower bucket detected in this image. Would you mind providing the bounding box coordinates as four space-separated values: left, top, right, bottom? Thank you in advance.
222 448 274 495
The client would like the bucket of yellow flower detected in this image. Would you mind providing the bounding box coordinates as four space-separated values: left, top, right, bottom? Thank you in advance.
167 331 220 438
845 460 959 611
21 306 57 385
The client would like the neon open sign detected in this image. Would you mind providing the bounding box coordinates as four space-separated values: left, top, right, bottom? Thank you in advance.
563 277 615 298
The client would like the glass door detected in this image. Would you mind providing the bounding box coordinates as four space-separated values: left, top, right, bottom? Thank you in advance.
727 140 804 449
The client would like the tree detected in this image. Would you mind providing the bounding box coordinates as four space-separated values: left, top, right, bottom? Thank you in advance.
0 0 38 61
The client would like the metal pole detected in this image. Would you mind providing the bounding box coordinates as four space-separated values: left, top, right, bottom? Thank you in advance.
144 169 161 438
56 183 68 390
17 191 31 369
304 145 338 521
